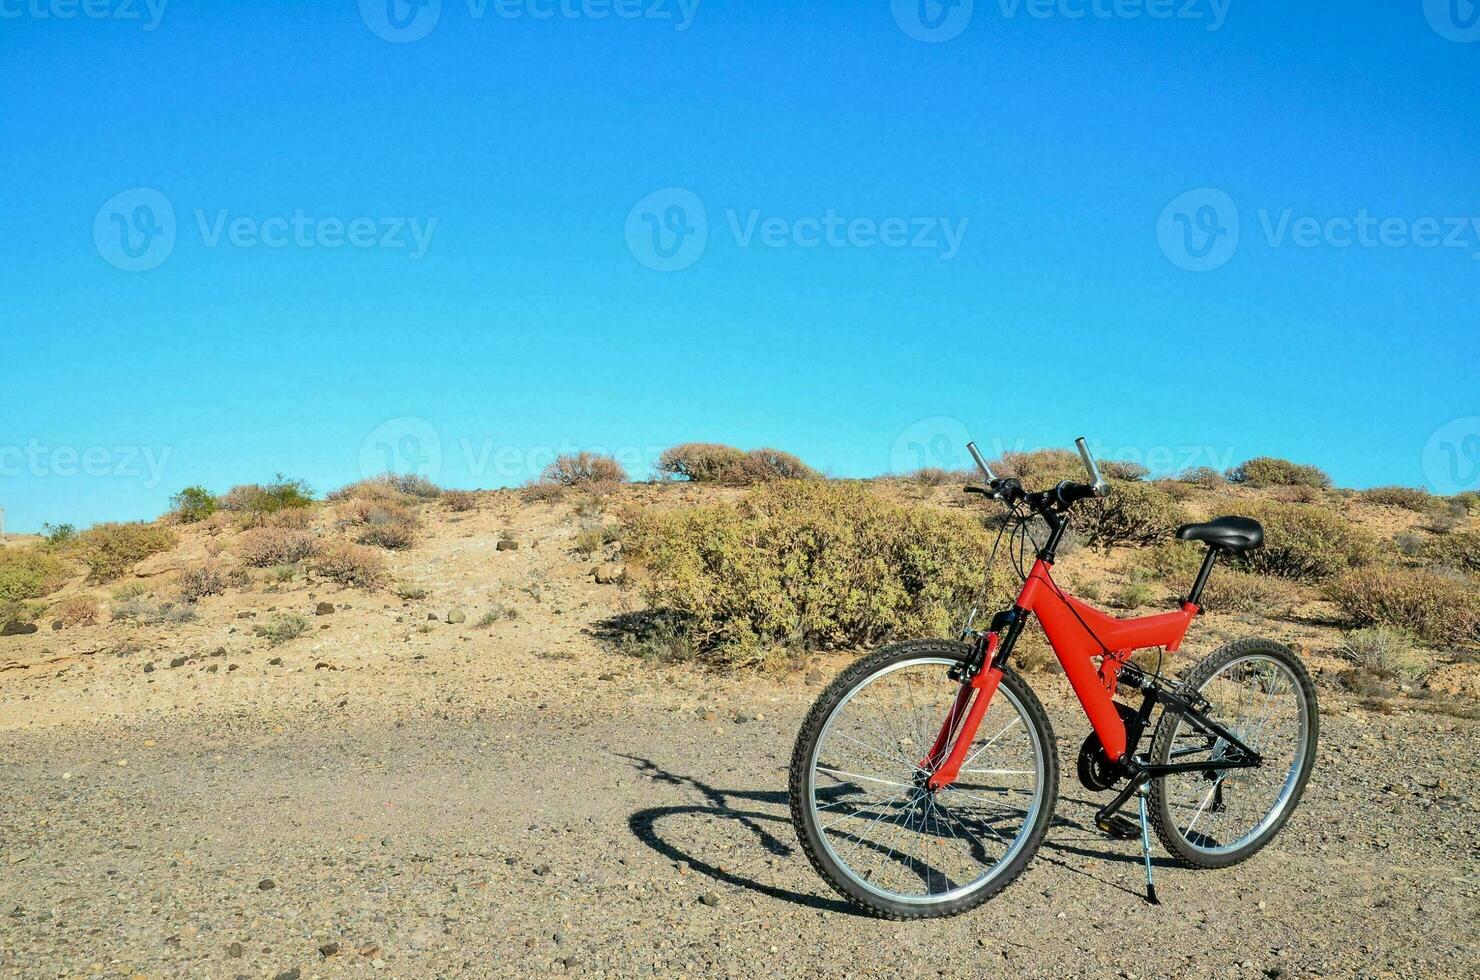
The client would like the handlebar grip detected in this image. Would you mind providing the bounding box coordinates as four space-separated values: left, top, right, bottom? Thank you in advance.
966 441 996 482
1055 481 1100 507
1074 437 1110 497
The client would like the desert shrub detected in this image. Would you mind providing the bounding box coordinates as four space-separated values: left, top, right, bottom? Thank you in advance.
261 506 314 530
176 564 229 604
329 473 441 502
1268 484 1325 504
169 486 217 524
1326 567 1480 647
1177 466 1226 488
1339 627 1421 678
573 525 608 557
1234 501 1376 581
76 523 177 583
1076 482 1188 549
443 490 478 512
1453 491 1480 516
338 499 418 550
1423 528 1480 573
218 476 314 521
1201 570 1293 615
624 481 999 669
476 603 518 627
906 467 975 486
53 595 99 627
111 599 197 626
1394 532 1426 558
309 540 386 588
1115 573 1157 610
373 473 441 498
256 613 309 646
265 564 296 584
519 480 567 503
1102 460 1150 481
656 443 818 484
237 528 319 567
541 452 628 486
1357 486 1431 511
993 449 1089 487
0 547 70 603
1226 457 1331 489
41 523 78 546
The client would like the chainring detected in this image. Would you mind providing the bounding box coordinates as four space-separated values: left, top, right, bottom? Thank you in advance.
1075 701 1145 792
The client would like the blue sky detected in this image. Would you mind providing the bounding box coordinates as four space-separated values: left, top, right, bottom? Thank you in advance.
3 0 1478 531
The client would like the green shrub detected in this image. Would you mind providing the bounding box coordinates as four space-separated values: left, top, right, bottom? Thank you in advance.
1357 486 1431 511
237 528 319 567
1115 573 1157 610
1326 567 1480 647
1176 466 1226 488
1453 491 1480 516
0 547 70 602
218 476 314 522
41 523 77 546
1339 627 1422 678
329 474 441 502
76 523 177 583
1233 501 1376 580
1226 457 1332 489
169 486 218 524
624 481 999 669
309 540 386 588
905 467 975 486
657 443 818 484
542 452 628 486
1076 482 1188 549
1201 570 1292 615
256 613 310 646
1423 528 1480 573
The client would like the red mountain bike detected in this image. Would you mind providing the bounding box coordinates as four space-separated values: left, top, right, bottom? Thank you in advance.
790 438 1318 917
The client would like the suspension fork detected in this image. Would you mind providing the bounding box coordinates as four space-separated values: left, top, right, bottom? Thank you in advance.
921 634 1004 792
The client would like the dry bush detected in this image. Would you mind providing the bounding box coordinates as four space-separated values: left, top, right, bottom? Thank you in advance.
990 448 1146 487
656 443 818 484
0 546 70 604
1326 566 1480 647
357 521 417 550
1076 482 1188 549
336 498 419 550
261 507 314 530
905 467 975 486
542 452 628 486
443 490 478 512
1357 486 1432 511
237 528 319 568
1177 466 1226 488
519 480 567 503
1269 484 1325 504
255 613 310 646
1339 627 1422 678
176 564 229 604
309 540 386 588
624 481 1000 671
328 473 441 502
1201 570 1293 615
1423 528 1480 573
1226 457 1331 489
1233 501 1376 581
76 522 177 583
54 595 99 627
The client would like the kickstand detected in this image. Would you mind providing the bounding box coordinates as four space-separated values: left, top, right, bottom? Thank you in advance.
1136 784 1160 906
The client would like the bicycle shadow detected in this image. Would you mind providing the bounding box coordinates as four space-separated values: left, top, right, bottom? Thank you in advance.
620 754 1174 913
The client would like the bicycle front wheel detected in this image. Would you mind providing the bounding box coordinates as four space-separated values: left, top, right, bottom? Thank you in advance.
1148 637 1318 868
788 639 1057 919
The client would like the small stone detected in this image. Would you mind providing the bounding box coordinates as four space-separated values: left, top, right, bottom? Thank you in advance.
257 879 275 891
533 863 552 876
591 563 626 584
698 891 721 907
236 611 255 619
142 663 155 674
315 602 335 616
733 713 751 724
358 944 380 958
268 657 283 666
446 608 467 625
273 970 300 980
496 539 519 551
51 620 64 631
226 942 243 958
318 942 339 957
169 656 187 668
1 621 39 637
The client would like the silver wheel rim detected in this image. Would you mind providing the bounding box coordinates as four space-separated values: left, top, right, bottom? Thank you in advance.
807 657 1047 905
1159 654 1311 856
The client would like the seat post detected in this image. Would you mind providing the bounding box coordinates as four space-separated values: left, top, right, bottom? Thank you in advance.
1186 546 1221 607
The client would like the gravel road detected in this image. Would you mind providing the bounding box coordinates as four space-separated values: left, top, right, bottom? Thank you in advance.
3 678 1477 980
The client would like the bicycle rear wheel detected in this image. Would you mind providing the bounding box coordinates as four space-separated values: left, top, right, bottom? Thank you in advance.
789 639 1057 919
1148 637 1318 868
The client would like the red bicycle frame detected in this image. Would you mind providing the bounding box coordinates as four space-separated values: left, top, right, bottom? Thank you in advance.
924 557 1197 791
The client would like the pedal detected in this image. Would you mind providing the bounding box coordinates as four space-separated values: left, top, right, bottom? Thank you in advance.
1095 814 1140 840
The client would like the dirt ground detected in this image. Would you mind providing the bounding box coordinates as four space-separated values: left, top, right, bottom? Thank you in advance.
2 487 1478 978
